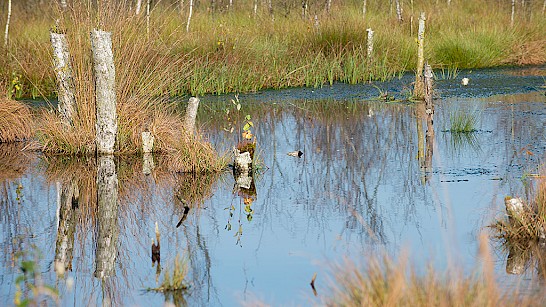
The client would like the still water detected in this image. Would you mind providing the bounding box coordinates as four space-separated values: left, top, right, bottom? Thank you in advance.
1 66 545 306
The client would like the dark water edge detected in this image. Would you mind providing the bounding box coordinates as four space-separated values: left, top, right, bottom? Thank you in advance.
1 66 546 306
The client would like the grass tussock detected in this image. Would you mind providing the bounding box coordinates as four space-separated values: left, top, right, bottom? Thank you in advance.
492 179 546 242
149 254 189 293
325 235 545 307
0 98 34 143
448 109 479 133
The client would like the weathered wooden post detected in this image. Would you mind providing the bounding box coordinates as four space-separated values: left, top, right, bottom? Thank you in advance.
511 0 515 27
142 130 154 175
184 97 200 134
95 155 119 279
91 30 117 155
4 0 11 47
234 148 253 189
366 28 374 63
50 30 77 126
414 12 426 98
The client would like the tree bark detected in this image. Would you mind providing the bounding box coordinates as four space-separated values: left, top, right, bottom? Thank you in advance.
413 12 426 98
184 97 200 134
50 31 77 126
4 0 11 47
91 30 117 155
186 0 194 32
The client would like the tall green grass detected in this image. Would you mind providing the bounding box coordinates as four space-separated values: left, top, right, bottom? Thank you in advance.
1 0 545 97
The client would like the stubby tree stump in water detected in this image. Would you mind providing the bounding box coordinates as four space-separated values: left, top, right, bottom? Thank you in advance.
234 149 252 190
50 30 77 126
91 30 117 155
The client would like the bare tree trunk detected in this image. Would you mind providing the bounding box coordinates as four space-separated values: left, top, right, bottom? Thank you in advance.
146 0 151 37
54 181 79 275
60 0 67 9
94 155 119 279
543 0 546 15
302 0 308 19
511 0 515 27
254 0 258 16
4 0 11 47
91 30 118 155
268 0 273 20
362 0 367 18
366 28 374 63
396 0 403 22
326 0 332 14
184 97 200 134
50 31 77 126
136 0 142 14
414 12 426 98
424 63 434 177
186 0 194 32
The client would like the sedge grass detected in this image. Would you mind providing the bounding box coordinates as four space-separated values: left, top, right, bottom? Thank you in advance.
1 1 545 98
0 97 34 143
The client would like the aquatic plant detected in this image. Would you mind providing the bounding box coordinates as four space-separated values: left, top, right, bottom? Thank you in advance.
0 97 34 143
448 109 479 133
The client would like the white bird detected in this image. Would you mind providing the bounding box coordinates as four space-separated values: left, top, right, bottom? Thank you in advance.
461 77 469 86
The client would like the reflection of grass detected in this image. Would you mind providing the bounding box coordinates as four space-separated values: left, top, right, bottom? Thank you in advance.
148 254 189 292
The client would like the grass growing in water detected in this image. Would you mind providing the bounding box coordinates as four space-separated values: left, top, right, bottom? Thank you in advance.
448 109 480 133
148 254 189 292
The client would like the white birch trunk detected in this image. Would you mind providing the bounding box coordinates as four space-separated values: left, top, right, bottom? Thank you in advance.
136 0 142 14
366 28 374 62
186 0 194 32
326 0 331 13
4 0 11 47
50 32 77 126
60 0 67 9
396 0 403 22
184 97 200 134
91 30 117 155
146 0 151 36
414 12 426 98
254 0 258 16
234 149 252 189
94 155 119 279
362 0 367 18
543 0 546 15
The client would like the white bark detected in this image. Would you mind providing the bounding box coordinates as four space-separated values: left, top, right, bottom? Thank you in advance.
142 131 154 153
234 149 252 189
362 0 367 17
186 0 194 32
4 0 11 47
184 97 200 134
50 32 77 126
60 0 67 9
396 0 403 22
136 0 142 14
424 63 434 118
414 12 426 98
366 28 374 62
94 155 119 279
91 30 117 155
326 0 332 13
146 0 151 36
254 0 258 16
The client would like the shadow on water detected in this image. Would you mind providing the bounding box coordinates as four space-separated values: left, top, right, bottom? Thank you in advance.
1 66 546 305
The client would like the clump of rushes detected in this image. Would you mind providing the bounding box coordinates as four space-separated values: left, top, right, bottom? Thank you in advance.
324 235 545 306
28 1 222 171
448 109 479 133
0 97 34 143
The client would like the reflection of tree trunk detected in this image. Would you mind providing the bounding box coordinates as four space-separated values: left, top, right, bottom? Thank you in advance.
55 181 79 273
424 64 434 178
416 103 426 183
95 155 119 279
506 244 527 275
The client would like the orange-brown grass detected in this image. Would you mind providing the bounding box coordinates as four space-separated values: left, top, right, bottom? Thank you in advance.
324 235 544 307
30 1 223 171
0 98 34 143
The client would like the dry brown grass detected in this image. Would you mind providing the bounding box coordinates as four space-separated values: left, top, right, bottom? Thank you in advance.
0 143 36 181
324 235 545 307
0 98 34 143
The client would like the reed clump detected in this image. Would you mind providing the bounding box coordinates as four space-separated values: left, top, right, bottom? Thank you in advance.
0 97 34 143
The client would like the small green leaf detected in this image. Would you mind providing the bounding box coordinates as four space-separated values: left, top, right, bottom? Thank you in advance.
245 115 251 121
247 215 253 222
